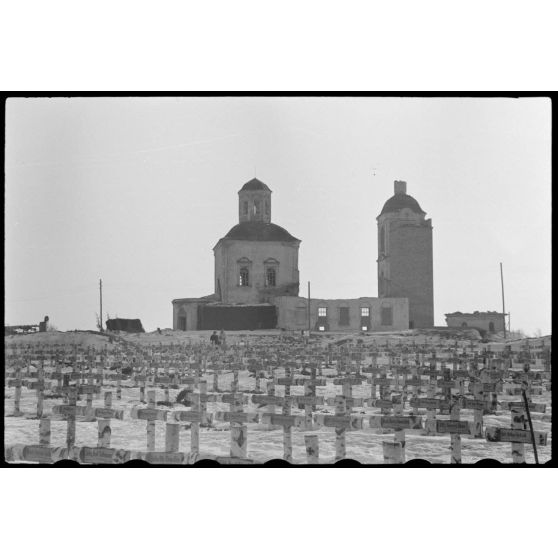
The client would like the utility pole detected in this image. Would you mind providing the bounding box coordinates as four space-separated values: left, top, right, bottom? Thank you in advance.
307 281 311 336
99 278 103 332
500 263 506 339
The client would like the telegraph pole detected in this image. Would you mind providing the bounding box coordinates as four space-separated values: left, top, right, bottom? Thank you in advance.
307 281 311 335
500 263 506 339
99 278 103 332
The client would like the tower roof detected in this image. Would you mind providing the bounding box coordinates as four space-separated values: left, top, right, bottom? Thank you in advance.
379 193 425 217
222 221 299 242
239 178 271 192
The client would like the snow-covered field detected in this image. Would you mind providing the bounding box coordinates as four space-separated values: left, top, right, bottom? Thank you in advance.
4 330 552 464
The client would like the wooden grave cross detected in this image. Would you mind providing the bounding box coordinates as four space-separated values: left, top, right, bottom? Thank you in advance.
299 366 325 430
304 434 319 464
314 395 365 462
171 393 214 455
424 397 472 463
8 361 24 417
382 394 406 463
485 407 547 463
130 390 168 452
369 412 423 464
96 391 125 447
260 367 305 461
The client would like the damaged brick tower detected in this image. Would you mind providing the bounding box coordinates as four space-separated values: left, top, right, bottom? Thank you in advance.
377 180 434 328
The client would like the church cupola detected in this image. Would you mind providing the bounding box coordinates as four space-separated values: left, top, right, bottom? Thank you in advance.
238 178 272 224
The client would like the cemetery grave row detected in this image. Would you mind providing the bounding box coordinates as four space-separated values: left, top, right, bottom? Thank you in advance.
4 335 551 464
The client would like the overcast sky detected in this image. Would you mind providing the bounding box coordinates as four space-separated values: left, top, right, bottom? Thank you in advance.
5 96 551 335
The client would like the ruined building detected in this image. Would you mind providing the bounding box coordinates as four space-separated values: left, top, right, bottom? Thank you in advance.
172 178 412 331
445 311 505 334
377 180 434 328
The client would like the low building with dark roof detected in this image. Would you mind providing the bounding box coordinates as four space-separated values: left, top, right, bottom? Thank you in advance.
106 318 145 333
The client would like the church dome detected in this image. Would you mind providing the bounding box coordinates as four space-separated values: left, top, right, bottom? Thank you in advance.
379 193 424 216
223 221 299 242
239 178 272 192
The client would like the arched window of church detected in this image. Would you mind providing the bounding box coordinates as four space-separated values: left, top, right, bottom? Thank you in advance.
239 268 249 287
253 200 259 215
265 200 269 215
489 321 495 332
380 226 386 254
243 201 248 215
265 267 276 287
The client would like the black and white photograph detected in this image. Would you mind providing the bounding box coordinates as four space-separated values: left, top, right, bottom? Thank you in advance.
1 1 556 555
4 95 552 466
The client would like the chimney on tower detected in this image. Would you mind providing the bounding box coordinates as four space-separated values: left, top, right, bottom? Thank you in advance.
394 180 407 195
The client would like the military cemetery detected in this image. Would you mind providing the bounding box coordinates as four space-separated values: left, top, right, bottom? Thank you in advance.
4 329 551 464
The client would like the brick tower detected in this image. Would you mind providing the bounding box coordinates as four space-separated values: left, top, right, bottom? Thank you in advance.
377 180 433 328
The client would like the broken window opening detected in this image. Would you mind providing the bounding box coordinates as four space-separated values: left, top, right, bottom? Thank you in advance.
239 268 250 287
381 306 393 326
265 267 276 287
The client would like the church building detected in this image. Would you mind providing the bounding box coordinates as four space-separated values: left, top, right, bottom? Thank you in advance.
172 178 416 332
214 178 301 304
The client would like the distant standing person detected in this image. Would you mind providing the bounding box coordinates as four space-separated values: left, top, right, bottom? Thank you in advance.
210 331 219 345
219 329 227 348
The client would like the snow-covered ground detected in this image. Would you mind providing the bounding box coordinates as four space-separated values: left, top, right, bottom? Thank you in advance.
4 330 552 464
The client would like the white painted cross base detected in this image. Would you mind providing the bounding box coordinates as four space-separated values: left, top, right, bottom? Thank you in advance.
334 396 347 461
394 430 406 463
199 380 211 426
36 364 45 418
86 375 95 411
165 423 180 453
39 418 51 446
424 418 438 436
144 391 158 452
383 441 404 464
230 425 247 458
11 369 23 416
98 420 111 448
66 389 77 450
262 383 280 431
471 381 484 438
449 398 462 464
425 381 437 435
282 398 293 462
305 434 319 464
